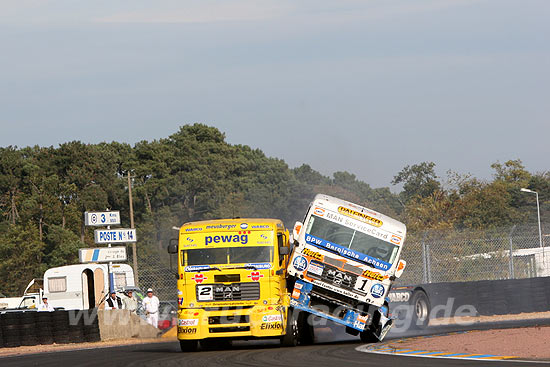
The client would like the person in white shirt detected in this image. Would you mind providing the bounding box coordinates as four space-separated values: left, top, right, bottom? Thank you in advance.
105 291 123 310
142 288 160 327
37 297 55 312
122 290 138 313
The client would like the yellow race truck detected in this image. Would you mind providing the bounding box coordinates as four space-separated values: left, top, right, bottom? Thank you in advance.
168 218 313 352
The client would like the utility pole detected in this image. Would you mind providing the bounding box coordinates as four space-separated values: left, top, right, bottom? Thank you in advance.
128 172 139 286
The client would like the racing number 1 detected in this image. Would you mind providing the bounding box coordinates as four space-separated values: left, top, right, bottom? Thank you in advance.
357 279 368 292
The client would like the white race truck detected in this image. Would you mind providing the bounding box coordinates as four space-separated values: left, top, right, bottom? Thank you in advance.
287 194 407 342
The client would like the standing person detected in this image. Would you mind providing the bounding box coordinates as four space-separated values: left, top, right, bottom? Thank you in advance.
38 296 54 312
142 288 159 327
122 290 138 313
105 291 123 310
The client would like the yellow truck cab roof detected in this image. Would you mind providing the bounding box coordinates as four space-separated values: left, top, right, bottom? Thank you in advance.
180 218 284 234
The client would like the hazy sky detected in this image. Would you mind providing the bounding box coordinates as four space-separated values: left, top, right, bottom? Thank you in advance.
1 0 549 189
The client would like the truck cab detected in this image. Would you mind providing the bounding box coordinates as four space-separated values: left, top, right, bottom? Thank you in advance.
169 218 311 352
287 194 407 342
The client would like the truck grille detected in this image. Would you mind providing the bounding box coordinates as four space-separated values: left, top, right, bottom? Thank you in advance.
319 264 357 291
196 282 260 302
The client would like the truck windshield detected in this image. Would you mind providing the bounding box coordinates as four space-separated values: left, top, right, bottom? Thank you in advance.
306 216 399 264
185 246 273 266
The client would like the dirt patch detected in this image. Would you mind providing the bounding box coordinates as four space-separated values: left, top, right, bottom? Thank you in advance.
0 337 176 358
391 326 550 360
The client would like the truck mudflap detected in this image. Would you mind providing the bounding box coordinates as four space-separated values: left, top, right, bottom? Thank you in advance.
289 279 370 332
375 316 392 341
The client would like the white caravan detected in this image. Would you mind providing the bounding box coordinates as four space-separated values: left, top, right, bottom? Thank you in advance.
43 263 135 310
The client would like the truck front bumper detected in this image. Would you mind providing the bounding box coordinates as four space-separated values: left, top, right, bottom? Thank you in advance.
177 304 286 340
290 279 372 332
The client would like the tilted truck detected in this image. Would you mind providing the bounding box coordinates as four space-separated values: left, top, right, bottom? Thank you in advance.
167 218 313 352
287 194 407 342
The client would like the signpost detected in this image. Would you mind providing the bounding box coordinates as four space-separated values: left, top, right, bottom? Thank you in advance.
79 247 127 263
84 211 121 226
94 228 137 244
84 210 137 294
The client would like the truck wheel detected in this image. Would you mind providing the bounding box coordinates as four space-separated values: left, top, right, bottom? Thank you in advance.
411 290 430 329
179 339 198 352
359 329 378 343
298 312 314 345
281 309 299 347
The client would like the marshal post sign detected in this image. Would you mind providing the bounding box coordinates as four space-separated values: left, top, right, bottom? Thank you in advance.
94 228 137 244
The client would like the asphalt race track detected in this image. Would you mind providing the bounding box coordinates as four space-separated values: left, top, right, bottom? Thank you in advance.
3 319 550 367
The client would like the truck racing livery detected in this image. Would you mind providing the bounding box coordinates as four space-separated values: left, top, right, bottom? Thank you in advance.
287 194 407 342
168 218 312 352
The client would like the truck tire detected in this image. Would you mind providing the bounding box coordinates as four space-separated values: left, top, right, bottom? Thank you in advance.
298 312 314 345
359 329 378 343
411 290 430 329
281 308 299 347
180 339 198 352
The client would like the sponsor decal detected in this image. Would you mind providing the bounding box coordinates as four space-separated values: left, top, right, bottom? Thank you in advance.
252 225 270 229
191 274 207 283
206 224 237 230
314 207 325 216
261 322 282 330
186 237 194 243
295 282 303 290
361 270 388 282
178 327 197 334
262 315 283 322
357 314 369 323
246 263 272 270
312 279 362 301
390 235 402 245
292 290 301 299
307 261 324 276
292 256 308 272
178 319 198 326
305 234 391 271
301 247 323 261
178 297 184 305
185 227 203 232
205 233 248 246
371 284 385 299
388 291 410 303
240 223 249 229
338 206 383 227
248 271 264 281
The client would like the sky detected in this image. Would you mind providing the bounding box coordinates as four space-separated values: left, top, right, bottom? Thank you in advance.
1 0 549 189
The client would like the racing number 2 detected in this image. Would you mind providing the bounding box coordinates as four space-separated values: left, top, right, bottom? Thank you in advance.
197 285 213 301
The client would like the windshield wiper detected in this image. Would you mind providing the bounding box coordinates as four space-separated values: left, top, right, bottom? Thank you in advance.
226 265 258 270
196 266 222 272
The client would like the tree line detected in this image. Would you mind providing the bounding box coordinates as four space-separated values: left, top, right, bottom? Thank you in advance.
0 124 548 295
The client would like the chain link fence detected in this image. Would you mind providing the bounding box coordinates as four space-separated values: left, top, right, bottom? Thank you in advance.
129 223 550 301
128 247 177 302
397 223 550 286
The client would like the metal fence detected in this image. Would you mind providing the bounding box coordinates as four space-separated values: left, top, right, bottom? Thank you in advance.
397 223 550 286
130 223 550 301
129 248 177 302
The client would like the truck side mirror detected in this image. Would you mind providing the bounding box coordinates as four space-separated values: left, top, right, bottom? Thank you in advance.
394 260 406 278
293 222 303 242
167 238 178 254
